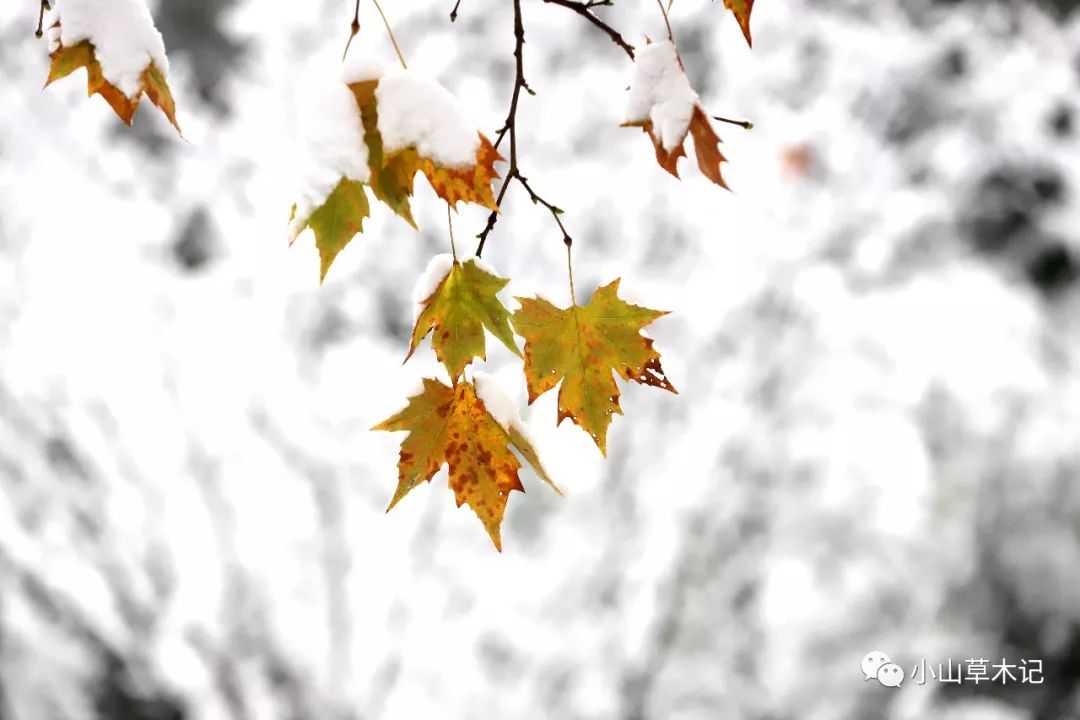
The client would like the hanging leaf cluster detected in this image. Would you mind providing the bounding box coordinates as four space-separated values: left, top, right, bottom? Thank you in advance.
377 253 675 550
38 0 180 131
288 68 502 282
30 0 760 550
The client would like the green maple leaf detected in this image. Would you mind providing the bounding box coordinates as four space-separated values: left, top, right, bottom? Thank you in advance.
290 178 370 283
407 258 522 381
511 279 677 456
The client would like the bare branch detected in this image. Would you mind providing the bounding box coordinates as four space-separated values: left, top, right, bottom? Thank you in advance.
476 0 570 257
540 0 635 59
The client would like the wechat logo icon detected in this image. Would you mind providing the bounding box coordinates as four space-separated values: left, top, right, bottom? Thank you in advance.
861 651 904 688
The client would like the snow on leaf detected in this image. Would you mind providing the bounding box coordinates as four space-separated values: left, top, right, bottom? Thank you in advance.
289 178 370 283
46 38 179 132
722 0 755 47
474 370 562 498
373 378 556 551
289 61 502 282
351 79 419 228
351 77 501 212
407 258 522 382
511 279 677 456
287 68 372 280
42 0 179 132
622 40 729 188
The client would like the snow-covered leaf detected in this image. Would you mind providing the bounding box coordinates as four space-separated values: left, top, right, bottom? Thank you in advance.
43 0 179 132
622 40 729 187
288 57 501 282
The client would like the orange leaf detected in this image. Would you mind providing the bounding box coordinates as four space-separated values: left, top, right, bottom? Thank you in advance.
373 378 556 550
688 107 729 189
349 79 502 215
722 0 755 47
46 39 180 132
622 40 730 188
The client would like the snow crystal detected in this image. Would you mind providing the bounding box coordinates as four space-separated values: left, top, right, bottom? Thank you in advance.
411 254 455 320
623 40 699 152
375 73 480 168
473 370 521 433
288 71 370 241
51 0 169 99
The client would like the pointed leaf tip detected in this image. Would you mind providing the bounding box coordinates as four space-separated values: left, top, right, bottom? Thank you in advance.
373 379 557 550
511 280 676 454
45 39 181 133
408 259 521 379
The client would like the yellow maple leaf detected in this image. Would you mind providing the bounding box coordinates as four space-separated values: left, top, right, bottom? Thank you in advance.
511 280 677 456
350 79 501 213
351 79 419 228
46 39 179 132
373 378 558 550
407 259 522 382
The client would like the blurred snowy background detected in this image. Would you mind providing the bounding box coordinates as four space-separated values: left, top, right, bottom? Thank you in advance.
2 0 1080 718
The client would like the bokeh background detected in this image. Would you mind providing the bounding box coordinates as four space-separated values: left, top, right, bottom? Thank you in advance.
2 0 1080 718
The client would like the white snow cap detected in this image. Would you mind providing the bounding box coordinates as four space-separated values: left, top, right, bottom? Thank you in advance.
469 255 500 278
624 40 699 152
288 64 373 242
340 50 387 85
412 254 456 320
50 0 169 99
473 371 524 434
376 73 481 168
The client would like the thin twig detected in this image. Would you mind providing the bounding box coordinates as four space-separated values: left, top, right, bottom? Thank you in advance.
450 0 463 21
35 0 49 38
371 0 408 69
713 115 754 130
655 0 674 41
475 0 570 257
541 0 635 59
342 0 361 60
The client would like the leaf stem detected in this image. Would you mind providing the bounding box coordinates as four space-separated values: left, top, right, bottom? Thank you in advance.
447 203 458 262
566 237 577 306
341 0 361 60
371 0 407 70
655 0 674 42
450 0 463 21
